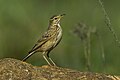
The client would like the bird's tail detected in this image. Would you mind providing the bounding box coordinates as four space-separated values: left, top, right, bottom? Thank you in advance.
22 51 35 61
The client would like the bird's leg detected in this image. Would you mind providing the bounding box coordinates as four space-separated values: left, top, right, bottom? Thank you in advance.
47 51 56 66
42 52 52 66
49 58 56 66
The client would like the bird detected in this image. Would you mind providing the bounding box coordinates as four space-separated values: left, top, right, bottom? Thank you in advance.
22 14 65 66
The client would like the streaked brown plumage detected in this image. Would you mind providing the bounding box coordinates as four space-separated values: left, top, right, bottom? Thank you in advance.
22 14 65 66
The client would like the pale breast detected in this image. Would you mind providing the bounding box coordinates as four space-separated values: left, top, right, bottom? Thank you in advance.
53 24 62 47
57 24 62 38
57 27 62 41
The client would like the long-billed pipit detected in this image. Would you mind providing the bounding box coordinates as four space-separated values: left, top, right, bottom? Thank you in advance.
22 14 65 66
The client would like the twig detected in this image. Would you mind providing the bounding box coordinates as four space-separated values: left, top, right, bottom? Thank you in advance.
98 0 120 47
95 32 106 72
73 23 91 71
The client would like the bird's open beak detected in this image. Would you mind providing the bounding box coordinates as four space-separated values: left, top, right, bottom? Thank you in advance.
60 14 66 17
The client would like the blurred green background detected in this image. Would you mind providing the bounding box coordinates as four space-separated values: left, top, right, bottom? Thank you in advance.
0 0 120 75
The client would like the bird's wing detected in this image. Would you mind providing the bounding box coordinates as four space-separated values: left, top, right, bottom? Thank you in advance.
29 29 57 53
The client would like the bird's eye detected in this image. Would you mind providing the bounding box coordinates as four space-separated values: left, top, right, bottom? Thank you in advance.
54 18 57 20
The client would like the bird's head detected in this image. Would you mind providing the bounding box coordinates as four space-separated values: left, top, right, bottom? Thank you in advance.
49 14 65 25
